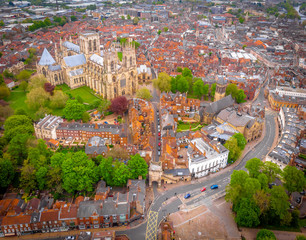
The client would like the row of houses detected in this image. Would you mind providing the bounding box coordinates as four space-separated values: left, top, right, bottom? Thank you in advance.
0 180 145 237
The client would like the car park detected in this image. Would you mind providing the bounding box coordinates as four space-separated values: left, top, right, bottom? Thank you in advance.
184 193 191 199
200 187 206 192
210 185 218 190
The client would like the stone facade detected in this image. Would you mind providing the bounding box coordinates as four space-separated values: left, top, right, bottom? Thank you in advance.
37 32 138 100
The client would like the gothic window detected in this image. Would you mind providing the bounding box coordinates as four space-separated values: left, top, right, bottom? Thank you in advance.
114 87 117 94
130 57 132 67
42 68 46 77
89 40 92 52
111 61 114 72
54 74 58 82
122 90 125 95
93 39 97 51
112 76 116 83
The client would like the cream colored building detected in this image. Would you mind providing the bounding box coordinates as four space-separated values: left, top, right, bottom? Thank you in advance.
37 32 138 100
34 115 63 140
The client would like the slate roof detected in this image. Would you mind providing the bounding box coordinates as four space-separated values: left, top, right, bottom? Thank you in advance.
48 65 61 71
85 136 108 155
69 68 84 77
62 41 80 53
38 48 56 66
77 200 103 218
164 168 190 176
63 54 86 67
204 95 234 114
90 54 104 66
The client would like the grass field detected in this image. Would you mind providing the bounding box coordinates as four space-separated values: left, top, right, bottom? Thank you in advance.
55 84 100 104
177 122 202 132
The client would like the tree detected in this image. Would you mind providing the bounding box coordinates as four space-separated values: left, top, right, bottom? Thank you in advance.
245 158 263 178
128 154 148 179
26 87 50 110
236 89 246 103
121 16 125 20
20 161 37 192
235 198 260 227
3 69 14 79
176 75 189 93
0 86 10 99
233 133 247 150
110 96 128 115
153 72 171 92
16 70 32 81
4 115 34 141
256 229 276 240
176 67 182 72
193 79 204 98
270 186 290 221
0 158 14 188
90 99 102 109
239 16 245 23
34 107 51 121
49 90 68 109
19 81 28 92
244 178 261 198
70 15 77 21
98 156 114 186
296 236 306 240
106 145 129 161
224 137 241 163
0 74 3 85
44 17 51 26
127 14 131 20
76 95 83 104
44 82 55 95
63 99 86 121
136 88 152 100
157 30 161 35
112 161 129 186
82 112 90 123
210 83 216 97
133 17 139 25
61 152 98 193
262 161 281 184
36 166 48 190
182 68 192 78
257 173 269 190
8 134 30 165
282 165 306 196
0 105 13 119
0 20 4 27
164 27 168 32
28 74 47 90
203 84 209 97
253 189 270 215
226 83 238 98
98 99 111 117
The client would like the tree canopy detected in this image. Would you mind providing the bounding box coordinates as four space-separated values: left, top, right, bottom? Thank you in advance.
110 96 128 115
136 88 152 100
63 99 86 121
153 72 171 92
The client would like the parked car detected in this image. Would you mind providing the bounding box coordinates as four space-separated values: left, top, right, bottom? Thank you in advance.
178 155 183 158
158 151 161 156
200 187 206 192
158 132 161 136
157 146 161 151
210 185 218 190
184 193 191 199
158 142 161 146
104 121 108 124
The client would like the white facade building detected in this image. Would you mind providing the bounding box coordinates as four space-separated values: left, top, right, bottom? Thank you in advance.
187 137 229 178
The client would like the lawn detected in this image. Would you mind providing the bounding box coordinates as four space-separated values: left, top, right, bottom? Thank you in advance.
177 122 203 132
55 84 100 104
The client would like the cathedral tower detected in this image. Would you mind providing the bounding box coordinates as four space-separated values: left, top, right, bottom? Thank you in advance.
79 32 100 59
214 77 227 102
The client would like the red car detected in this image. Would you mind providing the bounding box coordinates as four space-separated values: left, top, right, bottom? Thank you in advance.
158 132 161 136
200 187 206 192
158 142 161 146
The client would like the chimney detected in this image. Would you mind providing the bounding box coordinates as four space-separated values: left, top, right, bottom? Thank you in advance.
95 123 98 129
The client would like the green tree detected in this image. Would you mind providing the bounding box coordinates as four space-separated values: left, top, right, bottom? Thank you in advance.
128 154 148 179
232 133 247 150
270 185 290 221
257 173 269 190
19 81 28 92
296 236 306 240
3 69 14 79
0 158 14 188
20 161 37 192
245 158 263 178
239 16 245 23
49 90 68 109
8 134 30 166
70 15 77 21
235 198 260 227
177 76 189 93
203 84 209 97
153 72 171 92
4 115 34 141
82 112 90 123
98 156 114 185
28 74 47 91
127 14 131 20
164 27 168 32
98 99 111 117
121 16 125 20
226 83 238 98
193 79 204 98
244 178 261 198
262 161 281 184
61 152 98 193
36 166 48 190
112 161 129 186
63 99 86 121
157 30 161 35
224 137 241 163
0 86 10 99
26 87 50 110
136 88 153 100
133 17 139 25
253 189 270 215
16 70 32 81
0 20 4 27
210 83 216 97
282 165 306 197
34 107 51 121
256 229 276 240
176 67 182 72
44 17 51 26
236 89 246 103
182 68 192 78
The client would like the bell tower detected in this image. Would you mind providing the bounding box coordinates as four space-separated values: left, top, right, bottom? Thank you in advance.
214 77 227 102
79 32 100 58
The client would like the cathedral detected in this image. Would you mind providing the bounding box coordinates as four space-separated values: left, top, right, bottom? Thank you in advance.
36 32 138 100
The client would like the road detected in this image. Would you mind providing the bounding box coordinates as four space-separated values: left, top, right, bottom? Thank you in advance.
118 110 276 240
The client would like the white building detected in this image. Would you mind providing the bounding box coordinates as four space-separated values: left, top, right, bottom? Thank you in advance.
187 136 229 178
34 115 63 140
